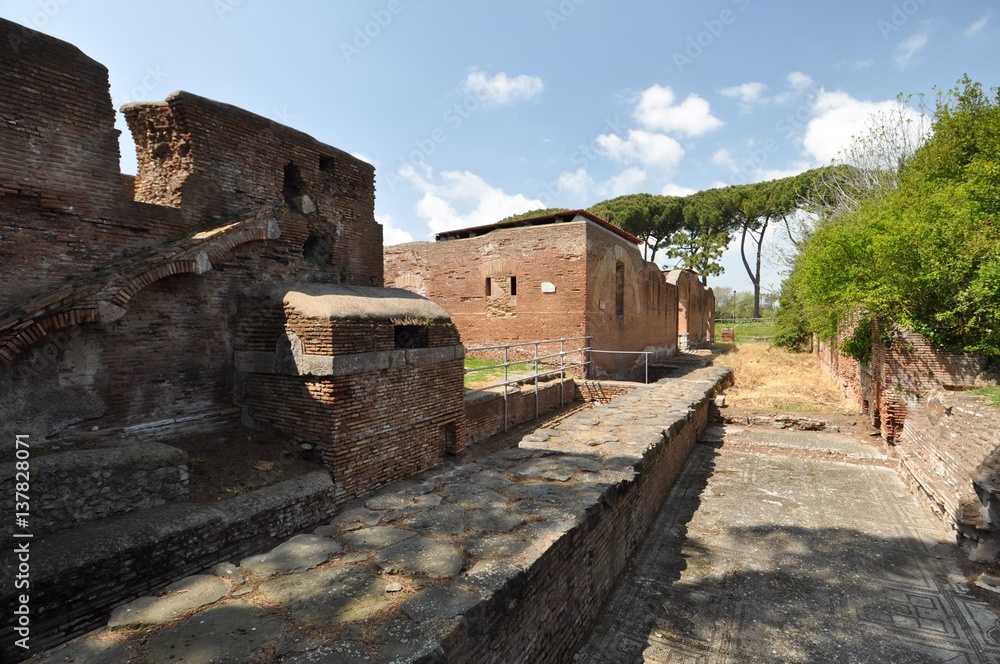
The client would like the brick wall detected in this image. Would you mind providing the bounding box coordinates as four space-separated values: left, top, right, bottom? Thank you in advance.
464 378 579 444
896 388 1000 555
385 219 680 378
818 319 988 443
236 286 467 503
0 472 338 658
443 368 734 662
123 91 382 286
667 269 715 347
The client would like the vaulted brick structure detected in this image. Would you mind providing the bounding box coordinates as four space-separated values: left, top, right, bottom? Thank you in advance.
384 210 680 377
0 16 464 501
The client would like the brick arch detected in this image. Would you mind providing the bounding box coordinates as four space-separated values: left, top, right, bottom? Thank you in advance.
393 273 427 295
479 258 523 278
0 218 280 366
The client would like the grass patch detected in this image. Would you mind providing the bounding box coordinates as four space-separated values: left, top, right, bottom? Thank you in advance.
715 320 777 343
464 357 539 389
716 343 858 414
971 387 1000 407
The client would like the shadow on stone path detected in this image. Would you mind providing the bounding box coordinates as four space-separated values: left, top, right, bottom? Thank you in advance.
575 425 1000 663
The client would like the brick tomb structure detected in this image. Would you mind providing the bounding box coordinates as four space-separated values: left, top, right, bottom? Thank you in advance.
385 210 684 379
235 284 466 501
0 18 468 654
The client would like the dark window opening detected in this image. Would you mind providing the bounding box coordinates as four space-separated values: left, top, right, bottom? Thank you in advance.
303 232 333 267
394 325 429 349
283 162 307 211
509 276 517 296
319 155 336 173
485 277 492 297
615 262 624 316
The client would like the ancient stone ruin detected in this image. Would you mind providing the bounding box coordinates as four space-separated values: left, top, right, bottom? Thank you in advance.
0 17 466 651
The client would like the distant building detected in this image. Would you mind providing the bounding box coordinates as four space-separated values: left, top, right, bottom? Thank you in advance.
384 210 700 377
666 269 716 348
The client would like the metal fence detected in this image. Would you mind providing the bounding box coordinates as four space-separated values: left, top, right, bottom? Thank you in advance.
464 337 662 431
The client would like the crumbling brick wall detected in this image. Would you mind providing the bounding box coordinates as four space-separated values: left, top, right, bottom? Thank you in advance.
0 18 386 445
666 269 714 348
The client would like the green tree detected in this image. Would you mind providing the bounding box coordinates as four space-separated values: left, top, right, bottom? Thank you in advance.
589 194 684 262
785 77 1000 357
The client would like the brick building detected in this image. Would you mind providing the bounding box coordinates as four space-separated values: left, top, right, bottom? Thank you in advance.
667 268 716 348
0 16 464 500
384 210 693 377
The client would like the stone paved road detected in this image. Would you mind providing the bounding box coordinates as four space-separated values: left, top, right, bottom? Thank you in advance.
576 425 1000 664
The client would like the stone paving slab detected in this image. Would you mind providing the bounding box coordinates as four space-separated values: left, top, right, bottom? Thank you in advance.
27 366 730 664
576 425 1000 663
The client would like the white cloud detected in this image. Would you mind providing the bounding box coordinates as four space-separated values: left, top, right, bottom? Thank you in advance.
965 10 994 37
720 82 766 105
463 70 544 107
711 147 738 170
803 90 926 164
377 213 414 246
633 85 723 137
661 183 696 197
400 165 546 235
555 168 594 198
787 71 814 90
596 129 685 171
596 168 648 197
893 32 929 69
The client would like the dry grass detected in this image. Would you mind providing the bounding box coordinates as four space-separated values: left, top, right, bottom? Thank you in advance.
715 343 859 415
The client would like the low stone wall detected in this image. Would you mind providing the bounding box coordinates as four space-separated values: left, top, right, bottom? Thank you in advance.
0 442 188 538
0 472 337 656
578 379 641 404
459 368 732 662
24 366 732 663
895 388 1000 561
464 377 579 444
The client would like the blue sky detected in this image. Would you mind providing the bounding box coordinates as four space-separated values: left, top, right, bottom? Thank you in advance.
3 0 998 293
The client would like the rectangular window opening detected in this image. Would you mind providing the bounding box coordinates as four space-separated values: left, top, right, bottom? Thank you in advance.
394 325 429 349
485 277 492 298
509 276 517 297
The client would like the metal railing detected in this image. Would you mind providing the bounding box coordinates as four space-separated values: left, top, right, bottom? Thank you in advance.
464 337 591 432
588 349 655 384
465 337 669 431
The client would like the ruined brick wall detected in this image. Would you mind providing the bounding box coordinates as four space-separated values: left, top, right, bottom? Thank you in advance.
584 222 677 377
123 91 382 286
0 18 121 218
874 327 987 443
1 19 387 444
896 389 1000 551
818 320 988 443
385 223 590 347
667 269 714 347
